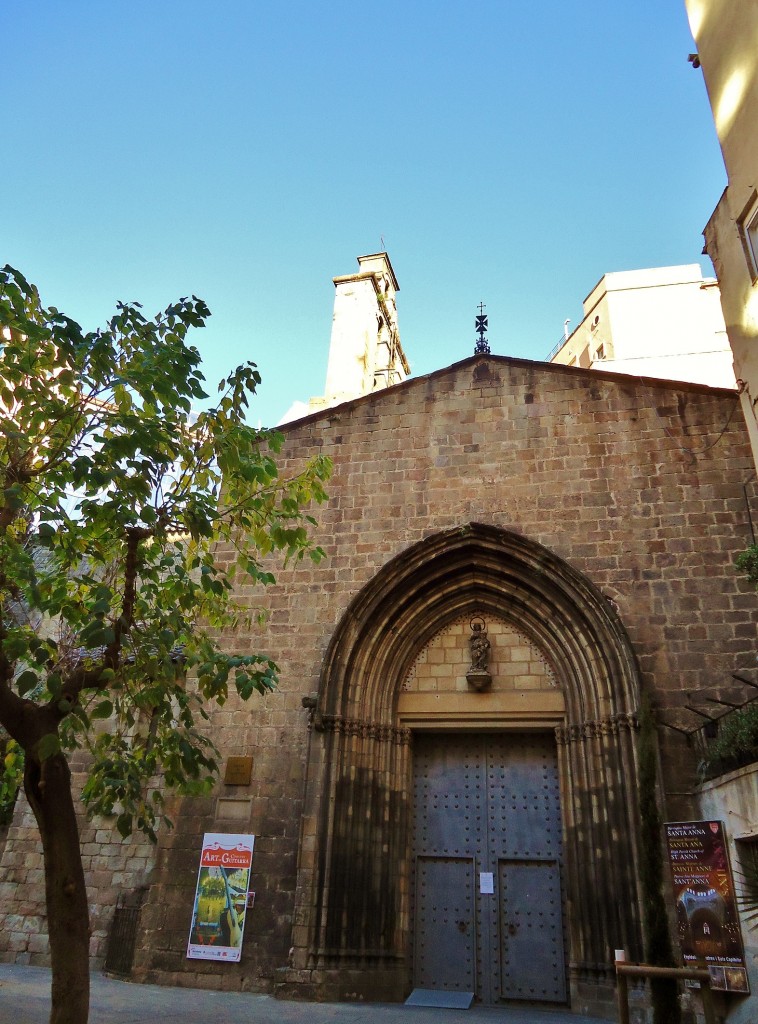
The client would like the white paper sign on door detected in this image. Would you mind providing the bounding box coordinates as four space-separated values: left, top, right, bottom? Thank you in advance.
479 871 494 894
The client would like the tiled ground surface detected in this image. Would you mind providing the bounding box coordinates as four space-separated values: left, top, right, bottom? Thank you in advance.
0 964 614 1024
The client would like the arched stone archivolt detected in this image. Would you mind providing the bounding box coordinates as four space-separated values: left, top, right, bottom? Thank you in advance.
316 523 638 726
296 523 645 1004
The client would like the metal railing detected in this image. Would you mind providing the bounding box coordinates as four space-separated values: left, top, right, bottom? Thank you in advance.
104 895 142 976
545 332 570 362
690 678 758 781
615 957 716 1024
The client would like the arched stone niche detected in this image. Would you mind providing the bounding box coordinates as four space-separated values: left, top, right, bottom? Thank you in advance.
294 523 644 1005
398 612 562 729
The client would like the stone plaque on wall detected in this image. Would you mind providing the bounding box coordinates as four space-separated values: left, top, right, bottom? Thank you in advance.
224 756 253 786
216 798 253 822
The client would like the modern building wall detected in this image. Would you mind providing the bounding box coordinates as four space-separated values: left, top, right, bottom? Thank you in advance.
686 0 758 470
550 264 735 388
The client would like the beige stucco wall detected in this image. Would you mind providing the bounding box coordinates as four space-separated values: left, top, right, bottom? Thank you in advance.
686 0 758 470
279 254 409 425
685 1 758 182
704 196 758 470
323 274 385 401
550 265 734 388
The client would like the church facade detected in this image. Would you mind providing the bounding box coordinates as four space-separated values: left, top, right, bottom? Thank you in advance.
140 349 756 1016
1 258 758 1021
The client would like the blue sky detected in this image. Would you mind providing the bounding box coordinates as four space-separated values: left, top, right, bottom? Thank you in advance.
3 1 723 426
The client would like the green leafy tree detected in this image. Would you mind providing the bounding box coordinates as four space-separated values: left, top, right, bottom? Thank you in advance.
735 544 758 590
0 265 330 1024
700 702 758 779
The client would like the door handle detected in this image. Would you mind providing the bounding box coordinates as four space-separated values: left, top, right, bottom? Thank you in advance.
457 920 467 933
507 923 518 936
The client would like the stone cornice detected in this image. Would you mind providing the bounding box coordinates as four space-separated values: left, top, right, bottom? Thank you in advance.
315 713 411 745
555 711 639 745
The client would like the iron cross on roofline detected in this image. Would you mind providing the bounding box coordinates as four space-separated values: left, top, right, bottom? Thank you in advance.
474 302 490 355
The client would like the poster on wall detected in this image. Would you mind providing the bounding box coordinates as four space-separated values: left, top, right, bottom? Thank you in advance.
664 820 749 994
187 833 255 962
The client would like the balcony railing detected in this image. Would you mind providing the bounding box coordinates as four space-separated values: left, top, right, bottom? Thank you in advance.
693 690 758 781
545 332 570 362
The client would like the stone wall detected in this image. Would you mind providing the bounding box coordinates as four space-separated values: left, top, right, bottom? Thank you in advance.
142 357 756 997
0 766 156 968
262 355 756 796
2 355 757 1014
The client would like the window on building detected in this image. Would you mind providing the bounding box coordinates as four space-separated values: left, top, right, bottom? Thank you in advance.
734 836 758 922
739 191 758 282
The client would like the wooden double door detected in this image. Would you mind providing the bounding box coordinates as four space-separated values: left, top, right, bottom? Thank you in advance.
412 732 566 1005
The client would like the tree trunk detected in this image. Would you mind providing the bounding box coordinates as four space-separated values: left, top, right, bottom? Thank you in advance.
25 750 90 1024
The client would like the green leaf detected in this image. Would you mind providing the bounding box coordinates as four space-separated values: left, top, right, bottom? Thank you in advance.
16 670 39 695
0 738 23 829
36 734 61 762
46 673 63 697
116 813 133 838
91 700 114 720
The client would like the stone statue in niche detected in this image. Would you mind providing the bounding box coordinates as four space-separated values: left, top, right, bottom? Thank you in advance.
467 617 492 691
469 620 490 670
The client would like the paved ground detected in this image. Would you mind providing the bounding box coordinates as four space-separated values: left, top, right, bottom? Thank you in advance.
0 963 615 1024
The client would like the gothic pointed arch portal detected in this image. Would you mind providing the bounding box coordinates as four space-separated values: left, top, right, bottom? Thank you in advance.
297 523 645 1006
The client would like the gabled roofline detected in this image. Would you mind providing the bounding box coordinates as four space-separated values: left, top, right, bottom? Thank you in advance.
274 353 738 432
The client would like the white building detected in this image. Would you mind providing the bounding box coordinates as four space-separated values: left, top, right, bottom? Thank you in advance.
685 0 758 471
549 264 735 389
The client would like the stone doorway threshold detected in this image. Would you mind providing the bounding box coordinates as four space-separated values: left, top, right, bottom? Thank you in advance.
405 989 475 1008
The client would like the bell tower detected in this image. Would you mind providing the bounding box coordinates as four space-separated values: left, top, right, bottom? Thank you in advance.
321 252 409 406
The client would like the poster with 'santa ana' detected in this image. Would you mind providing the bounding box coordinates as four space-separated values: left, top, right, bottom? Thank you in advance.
664 821 749 994
187 833 255 962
